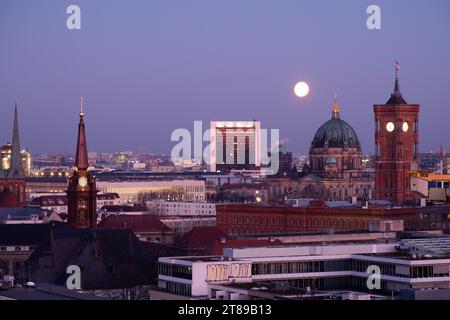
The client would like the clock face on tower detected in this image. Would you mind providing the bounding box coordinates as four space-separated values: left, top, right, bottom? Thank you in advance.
402 122 409 132
386 122 395 132
78 176 88 187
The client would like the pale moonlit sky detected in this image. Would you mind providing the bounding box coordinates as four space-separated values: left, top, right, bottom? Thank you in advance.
0 0 449 155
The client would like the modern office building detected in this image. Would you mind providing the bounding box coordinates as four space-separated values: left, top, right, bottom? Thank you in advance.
209 121 261 173
157 235 450 299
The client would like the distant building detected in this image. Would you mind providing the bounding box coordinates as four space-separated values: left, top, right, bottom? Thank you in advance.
131 161 146 170
419 152 449 172
264 144 295 177
25 177 67 195
159 216 216 236
1 145 32 176
146 200 215 216
1 144 32 177
0 207 61 224
147 161 176 173
30 193 122 215
96 180 206 203
217 182 269 203
209 121 261 173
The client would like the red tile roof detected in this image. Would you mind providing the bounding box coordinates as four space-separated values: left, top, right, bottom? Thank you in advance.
97 215 172 233
176 226 227 249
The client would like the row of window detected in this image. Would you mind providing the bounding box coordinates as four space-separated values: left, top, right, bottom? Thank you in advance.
251 259 450 279
224 215 366 230
159 263 193 280
160 281 192 296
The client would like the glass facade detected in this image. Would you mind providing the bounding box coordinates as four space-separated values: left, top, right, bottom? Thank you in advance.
159 263 192 280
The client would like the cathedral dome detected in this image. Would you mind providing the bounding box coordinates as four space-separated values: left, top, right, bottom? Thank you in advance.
311 96 361 150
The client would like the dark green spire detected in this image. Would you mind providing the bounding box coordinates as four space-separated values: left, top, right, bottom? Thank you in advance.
7 99 25 178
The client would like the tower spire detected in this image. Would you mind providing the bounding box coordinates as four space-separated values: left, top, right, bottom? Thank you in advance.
8 98 25 178
394 60 401 95
332 93 340 119
75 96 89 170
386 61 407 105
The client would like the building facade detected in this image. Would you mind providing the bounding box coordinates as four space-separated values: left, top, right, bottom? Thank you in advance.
209 121 261 173
146 200 215 216
159 216 216 236
96 180 206 203
215 203 450 236
31 193 122 215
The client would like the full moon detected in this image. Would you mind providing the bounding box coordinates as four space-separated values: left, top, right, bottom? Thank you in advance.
294 81 310 98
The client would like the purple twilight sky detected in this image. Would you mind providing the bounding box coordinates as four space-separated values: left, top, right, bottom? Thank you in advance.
0 0 449 155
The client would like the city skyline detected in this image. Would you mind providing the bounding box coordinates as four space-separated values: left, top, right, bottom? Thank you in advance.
2 0 450 305
1 0 449 155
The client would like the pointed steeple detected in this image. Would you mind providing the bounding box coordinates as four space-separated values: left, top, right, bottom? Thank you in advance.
386 61 407 105
332 94 340 119
75 96 89 170
8 99 25 179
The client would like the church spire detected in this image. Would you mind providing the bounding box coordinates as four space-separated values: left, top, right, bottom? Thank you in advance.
8 98 25 178
75 96 89 170
332 94 340 119
386 61 407 105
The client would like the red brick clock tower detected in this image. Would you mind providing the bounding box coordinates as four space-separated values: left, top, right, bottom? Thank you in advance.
374 64 419 205
67 97 97 228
